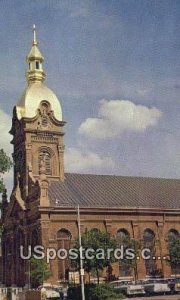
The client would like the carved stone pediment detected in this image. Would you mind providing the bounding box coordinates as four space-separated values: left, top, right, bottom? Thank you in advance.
36 101 52 130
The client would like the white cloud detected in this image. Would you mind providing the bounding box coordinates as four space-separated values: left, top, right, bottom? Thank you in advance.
79 100 162 139
0 108 12 155
65 147 115 173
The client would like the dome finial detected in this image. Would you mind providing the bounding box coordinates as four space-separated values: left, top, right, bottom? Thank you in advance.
33 24 38 45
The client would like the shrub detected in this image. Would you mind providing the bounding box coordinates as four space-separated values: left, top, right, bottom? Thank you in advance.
89 283 125 300
67 284 125 300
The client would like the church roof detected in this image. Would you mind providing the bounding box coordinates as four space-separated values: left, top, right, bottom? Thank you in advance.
48 173 180 210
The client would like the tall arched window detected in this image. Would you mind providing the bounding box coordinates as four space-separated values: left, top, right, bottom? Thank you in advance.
39 150 52 175
117 229 131 277
168 229 180 275
143 229 156 276
57 229 72 282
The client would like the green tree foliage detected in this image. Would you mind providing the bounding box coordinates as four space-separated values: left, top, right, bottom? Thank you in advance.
73 229 118 284
68 284 125 300
28 257 52 288
89 283 125 300
168 237 180 274
0 149 13 193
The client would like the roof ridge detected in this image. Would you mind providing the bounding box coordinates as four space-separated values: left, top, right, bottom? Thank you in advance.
64 172 180 181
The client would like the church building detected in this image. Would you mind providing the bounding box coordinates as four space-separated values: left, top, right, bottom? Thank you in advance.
1 26 180 287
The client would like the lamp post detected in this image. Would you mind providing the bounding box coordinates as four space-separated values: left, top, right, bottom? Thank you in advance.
77 205 85 300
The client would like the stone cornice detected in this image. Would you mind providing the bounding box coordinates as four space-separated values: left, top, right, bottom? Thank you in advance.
38 206 180 215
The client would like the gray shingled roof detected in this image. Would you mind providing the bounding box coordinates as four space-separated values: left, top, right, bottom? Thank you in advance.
48 173 180 209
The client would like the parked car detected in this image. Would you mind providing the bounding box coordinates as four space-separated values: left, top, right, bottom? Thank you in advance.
110 280 145 296
38 285 60 299
56 287 68 299
126 281 145 296
110 280 131 295
142 278 171 295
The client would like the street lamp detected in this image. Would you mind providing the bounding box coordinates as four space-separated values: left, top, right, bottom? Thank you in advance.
77 205 85 300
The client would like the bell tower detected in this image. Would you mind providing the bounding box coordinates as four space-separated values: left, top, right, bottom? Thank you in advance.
10 25 65 200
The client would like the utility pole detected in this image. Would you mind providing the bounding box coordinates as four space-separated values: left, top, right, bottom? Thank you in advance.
77 205 85 300
28 259 31 289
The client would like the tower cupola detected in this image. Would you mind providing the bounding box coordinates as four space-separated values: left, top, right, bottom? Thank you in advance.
26 24 46 83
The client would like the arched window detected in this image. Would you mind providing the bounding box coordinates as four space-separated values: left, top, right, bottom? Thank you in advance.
57 229 72 240
168 229 179 240
57 229 72 282
39 150 52 175
117 229 131 277
168 229 180 275
117 228 130 242
143 229 156 276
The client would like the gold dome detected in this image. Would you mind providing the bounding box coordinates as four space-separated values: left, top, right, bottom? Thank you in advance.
16 25 62 121
16 82 62 121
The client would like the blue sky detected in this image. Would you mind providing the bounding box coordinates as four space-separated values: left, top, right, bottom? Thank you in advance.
0 0 180 193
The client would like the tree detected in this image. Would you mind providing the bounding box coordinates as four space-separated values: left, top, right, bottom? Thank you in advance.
0 149 13 193
168 237 180 274
89 283 125 300
68 284 125 300
73 229 118 284
28 257 52 288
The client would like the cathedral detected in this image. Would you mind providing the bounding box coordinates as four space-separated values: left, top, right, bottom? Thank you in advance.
1 26 180 287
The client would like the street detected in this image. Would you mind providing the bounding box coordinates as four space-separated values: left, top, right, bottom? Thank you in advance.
126 295 180 300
